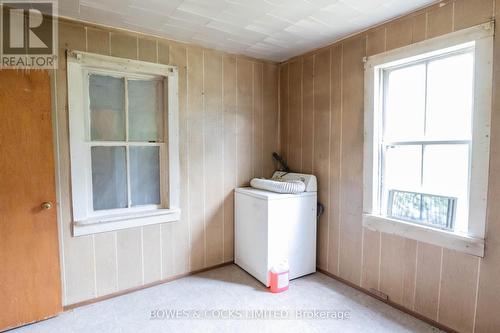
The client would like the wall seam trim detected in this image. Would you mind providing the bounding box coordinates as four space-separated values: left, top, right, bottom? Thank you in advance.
221 56 225 262
436 247 444 321
186 48 192 270
141 228 145 284
92 236 97 297
412 241 419 311
261 63 264 177
202 50 207 268
326 47 332 273
300 59 304 171
472 257 481 333
337 44 344 276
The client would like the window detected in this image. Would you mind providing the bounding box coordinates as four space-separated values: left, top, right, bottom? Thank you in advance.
67 51 180 236
363 23 493 257
381 49 472 232
89 74 164 211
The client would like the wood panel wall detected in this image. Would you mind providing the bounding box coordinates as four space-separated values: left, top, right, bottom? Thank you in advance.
55 19 279 306
279 0 499 332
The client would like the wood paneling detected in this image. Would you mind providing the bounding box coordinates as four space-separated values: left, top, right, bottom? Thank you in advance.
412 13 427 43
313 49 332 270
57 20 96 306
454 0 493 30
414 243 442 321
110 33 137 59
158 40 170 65
143 225 162 284
236 59 254 186
426 2 453 39
287 60 302 171
366 27 385 56
168 43 190 276
116 229 142 290
279 1 498 331
161 223 175 277
438 250 478 332
262 63 279 177
204 50 224 267
94 233 117 296
187 47 206 271
138 37 157 63
379 234 417 308
86 28 109 55
301 56 314 174
253 62 264 178
338 36 365 285
386 17 413 51
361 228 380 290
327 45 342 275
222 55 237 262
279 64 289 160
54 20 279 306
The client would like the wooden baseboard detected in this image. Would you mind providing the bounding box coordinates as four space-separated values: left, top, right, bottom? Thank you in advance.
317 268 458 333
64 261 456 332
63 261 234 311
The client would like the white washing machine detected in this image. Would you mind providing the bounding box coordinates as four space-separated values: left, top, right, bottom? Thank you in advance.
234 172 317 287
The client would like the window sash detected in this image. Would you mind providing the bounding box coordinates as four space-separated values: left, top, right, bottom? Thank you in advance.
85 70 168 217
85 70 166 143
381 47 474 143
379 141 471 223
379 49 474 230
89 143 164 212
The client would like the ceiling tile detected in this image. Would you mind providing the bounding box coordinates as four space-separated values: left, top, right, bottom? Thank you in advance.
59 0 437 62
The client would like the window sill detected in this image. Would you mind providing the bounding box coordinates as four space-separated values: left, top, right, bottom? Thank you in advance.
363 214 484 257
73 208 181 236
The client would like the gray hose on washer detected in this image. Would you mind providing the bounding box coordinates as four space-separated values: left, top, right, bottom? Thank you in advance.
250 178 306 194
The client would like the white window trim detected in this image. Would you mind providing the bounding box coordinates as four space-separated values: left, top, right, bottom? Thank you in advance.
67 50 180 236
363 22 494 257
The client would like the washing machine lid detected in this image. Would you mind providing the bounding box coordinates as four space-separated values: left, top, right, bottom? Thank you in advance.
235 187 317 200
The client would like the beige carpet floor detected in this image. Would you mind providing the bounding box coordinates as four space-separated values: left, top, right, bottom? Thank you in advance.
11 264 442 333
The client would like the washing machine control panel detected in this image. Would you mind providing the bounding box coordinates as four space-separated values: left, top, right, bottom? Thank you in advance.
271 171 317 192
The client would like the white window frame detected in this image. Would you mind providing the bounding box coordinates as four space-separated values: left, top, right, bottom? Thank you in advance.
67 50 180 236
363 22 494 257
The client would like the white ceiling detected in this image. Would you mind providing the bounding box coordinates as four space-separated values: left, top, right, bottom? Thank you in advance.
58 0 437 62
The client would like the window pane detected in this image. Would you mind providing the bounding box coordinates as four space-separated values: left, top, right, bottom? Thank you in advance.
91 146 128 210
128 80 164 142
384 64 426 141
89 75 126 141
423 144 469 232
390 191 422 221
421 195 454 229
426 52 474 139
388 190 455 230
384 145 422 193
130 146 161 206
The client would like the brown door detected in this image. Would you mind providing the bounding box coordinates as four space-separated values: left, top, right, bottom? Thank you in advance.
0 70 62 331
